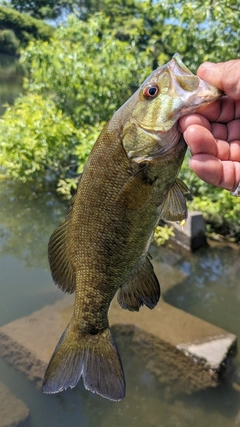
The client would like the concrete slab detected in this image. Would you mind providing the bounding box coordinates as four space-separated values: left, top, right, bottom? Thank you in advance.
0 295 236 395
0 382 29 427
167 211 207 250
178 336 236 370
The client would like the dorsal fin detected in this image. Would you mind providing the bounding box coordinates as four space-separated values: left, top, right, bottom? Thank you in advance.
160 178 190 222
48 205 76 294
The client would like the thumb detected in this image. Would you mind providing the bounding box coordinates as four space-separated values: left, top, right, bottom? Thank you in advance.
197 60 240 100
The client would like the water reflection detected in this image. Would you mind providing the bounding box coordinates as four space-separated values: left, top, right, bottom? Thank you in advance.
160 243 240 335
2 333 238 427
0 181 68 325
0 54 23 115
0 180 67 269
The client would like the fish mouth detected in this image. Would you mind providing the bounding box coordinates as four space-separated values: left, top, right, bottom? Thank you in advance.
179 89 222 115
168 53 223 115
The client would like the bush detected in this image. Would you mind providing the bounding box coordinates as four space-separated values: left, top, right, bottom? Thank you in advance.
180 153 240 241
23 14 151 128
0 6 54 54
0 94 78 183
0 14 151 190
0 29 20 55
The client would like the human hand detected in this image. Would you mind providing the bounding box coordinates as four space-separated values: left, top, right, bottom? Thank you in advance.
179 60 240 195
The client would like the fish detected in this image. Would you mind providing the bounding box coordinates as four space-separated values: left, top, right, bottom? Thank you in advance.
42 53 221 401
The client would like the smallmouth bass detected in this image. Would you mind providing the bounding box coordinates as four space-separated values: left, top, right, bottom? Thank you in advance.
43 54 221 401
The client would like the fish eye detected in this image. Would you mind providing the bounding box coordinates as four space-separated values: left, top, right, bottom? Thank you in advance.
143 84 159 99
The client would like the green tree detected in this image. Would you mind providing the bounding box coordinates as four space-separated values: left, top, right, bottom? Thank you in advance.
0 1 240 238
66 0 240 70
23 14 151 128
0 29 20 55
0 6 54 54
0 0 76 19
0 14 151 193
0 94 78 183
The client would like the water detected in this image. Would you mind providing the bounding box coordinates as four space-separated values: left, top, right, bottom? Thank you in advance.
1 56 240 426
0 181 65 327
0 180 240 427
159 242 240 336
0 54 23 115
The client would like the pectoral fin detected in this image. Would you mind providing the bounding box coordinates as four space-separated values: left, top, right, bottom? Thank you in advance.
117 164 154 209
117 255 160 311
160 178 190 222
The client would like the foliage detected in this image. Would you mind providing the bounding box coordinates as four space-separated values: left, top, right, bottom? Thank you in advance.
8 0 239 67
73 0 240 73
0 6 54 54
157 0 240 70
56 122 104 198
2 0 239 61
0 29 20 55
154 225 175 246
1 0 77 19
0 94 78 182
180 153 240 241
188 192 240 241
22 14 151 128
0 14 151 191
0 1 240 238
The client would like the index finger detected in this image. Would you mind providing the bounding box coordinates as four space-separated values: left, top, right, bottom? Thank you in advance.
197 60 240 101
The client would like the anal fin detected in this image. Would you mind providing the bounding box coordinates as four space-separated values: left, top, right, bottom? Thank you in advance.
117 255 160 312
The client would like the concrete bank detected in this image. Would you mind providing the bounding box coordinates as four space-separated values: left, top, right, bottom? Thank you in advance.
0 295 236 395
0 382 29 427
166 211 207 251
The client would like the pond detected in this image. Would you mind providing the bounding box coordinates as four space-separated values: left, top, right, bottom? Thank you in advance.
0 53 23 116
1 55 240 427
1 180 240 427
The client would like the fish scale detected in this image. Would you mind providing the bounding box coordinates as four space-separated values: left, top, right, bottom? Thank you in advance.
43 53 222 401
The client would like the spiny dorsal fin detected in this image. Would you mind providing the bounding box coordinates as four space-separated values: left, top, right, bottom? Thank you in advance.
160 178 189 222
117 254 160 311
48 212 76 294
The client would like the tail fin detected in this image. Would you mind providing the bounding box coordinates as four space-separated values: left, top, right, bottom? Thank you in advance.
42 324 125 401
